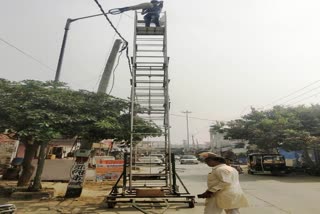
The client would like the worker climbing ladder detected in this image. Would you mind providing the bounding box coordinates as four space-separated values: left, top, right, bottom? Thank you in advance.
106 12 195 210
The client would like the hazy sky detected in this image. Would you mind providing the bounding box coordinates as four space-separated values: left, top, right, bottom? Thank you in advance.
1 0 320 144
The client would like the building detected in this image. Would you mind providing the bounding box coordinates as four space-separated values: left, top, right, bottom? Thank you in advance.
0 134 19 166
47 137 79 159
209 128 248 155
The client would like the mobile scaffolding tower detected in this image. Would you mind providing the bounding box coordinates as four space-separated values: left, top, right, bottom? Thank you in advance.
105 12 195 210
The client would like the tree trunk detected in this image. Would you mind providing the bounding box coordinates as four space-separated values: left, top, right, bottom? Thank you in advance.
30 141 48 191
17 142 39 187
302 147 315 168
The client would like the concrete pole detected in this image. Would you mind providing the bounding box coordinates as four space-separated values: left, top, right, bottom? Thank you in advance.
97 39 122 93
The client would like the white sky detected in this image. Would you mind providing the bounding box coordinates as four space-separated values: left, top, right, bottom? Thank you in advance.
1 0 320 144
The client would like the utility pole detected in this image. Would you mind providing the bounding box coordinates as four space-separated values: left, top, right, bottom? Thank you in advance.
196 139 199 150
192 135 195 153
182 111 191 152
54 18 72 82
97 39 122 93
54 13 106 82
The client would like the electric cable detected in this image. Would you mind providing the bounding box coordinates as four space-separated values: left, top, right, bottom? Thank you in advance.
281 84 320 106
93 0 128 46
263 80 320 108
108 50 123 95
287 91 320 106
241 80 320 117
170 113 227 122
94 14 123 91
0 36 55 72
93 0 132 76
122 13 134 19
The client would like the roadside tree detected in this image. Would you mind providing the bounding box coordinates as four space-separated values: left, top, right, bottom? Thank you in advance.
0 79 161 190
225 106 320 169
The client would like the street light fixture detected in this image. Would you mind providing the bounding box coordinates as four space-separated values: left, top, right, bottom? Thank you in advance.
54 13 106 82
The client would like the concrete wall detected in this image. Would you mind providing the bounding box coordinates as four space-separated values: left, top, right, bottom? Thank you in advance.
31 159 96 181
0 141 19 165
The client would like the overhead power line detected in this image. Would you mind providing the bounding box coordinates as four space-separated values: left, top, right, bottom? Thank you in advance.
263 80 320 108
288 91 320 106
281 84 320 106
0 36 55 72
170 113 227 122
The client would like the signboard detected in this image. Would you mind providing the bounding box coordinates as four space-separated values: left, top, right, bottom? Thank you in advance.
96 160 124 181
65 157 88 198
68 163 86 188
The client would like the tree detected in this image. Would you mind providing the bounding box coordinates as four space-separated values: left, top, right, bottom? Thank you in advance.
210 121 225 134
225 105 320 169
0 79 161 189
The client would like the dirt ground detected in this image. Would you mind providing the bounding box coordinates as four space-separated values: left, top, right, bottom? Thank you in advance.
0 180 116 213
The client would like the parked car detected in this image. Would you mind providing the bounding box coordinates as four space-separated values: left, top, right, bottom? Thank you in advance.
174 155 181 161
149 154 165 163
180 155 199 164
136 156 163 165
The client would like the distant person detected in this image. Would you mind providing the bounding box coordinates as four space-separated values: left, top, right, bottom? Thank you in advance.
198 156 248 214
142 0 163 27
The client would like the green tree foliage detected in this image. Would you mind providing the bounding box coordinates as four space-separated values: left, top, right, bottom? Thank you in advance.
209 121 225 134
0 79 161 187
225 105 320 167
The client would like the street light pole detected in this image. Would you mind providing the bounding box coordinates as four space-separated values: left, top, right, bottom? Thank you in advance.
54 18 72 82
182 111 192 151
54 13 106 82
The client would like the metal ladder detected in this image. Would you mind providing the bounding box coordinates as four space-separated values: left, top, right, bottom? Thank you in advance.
129 11 172 191
105 12 195 210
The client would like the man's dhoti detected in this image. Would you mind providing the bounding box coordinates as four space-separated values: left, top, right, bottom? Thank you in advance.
204 197 240 214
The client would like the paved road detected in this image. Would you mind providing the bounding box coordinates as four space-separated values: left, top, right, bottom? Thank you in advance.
176 163 320 214
2 162 320 213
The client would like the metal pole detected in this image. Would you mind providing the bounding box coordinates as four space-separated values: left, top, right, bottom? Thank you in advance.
54 13 105 82
163 12 173 189
186 112 190 150
129 11 138 193
54 18 72 82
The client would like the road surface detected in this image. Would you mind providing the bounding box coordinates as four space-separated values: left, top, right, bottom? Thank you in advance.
2 162 320 213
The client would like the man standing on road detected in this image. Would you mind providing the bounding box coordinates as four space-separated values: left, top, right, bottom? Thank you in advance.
198 156 249 214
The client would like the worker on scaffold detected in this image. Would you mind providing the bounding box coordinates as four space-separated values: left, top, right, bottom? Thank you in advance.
142 0 163 27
